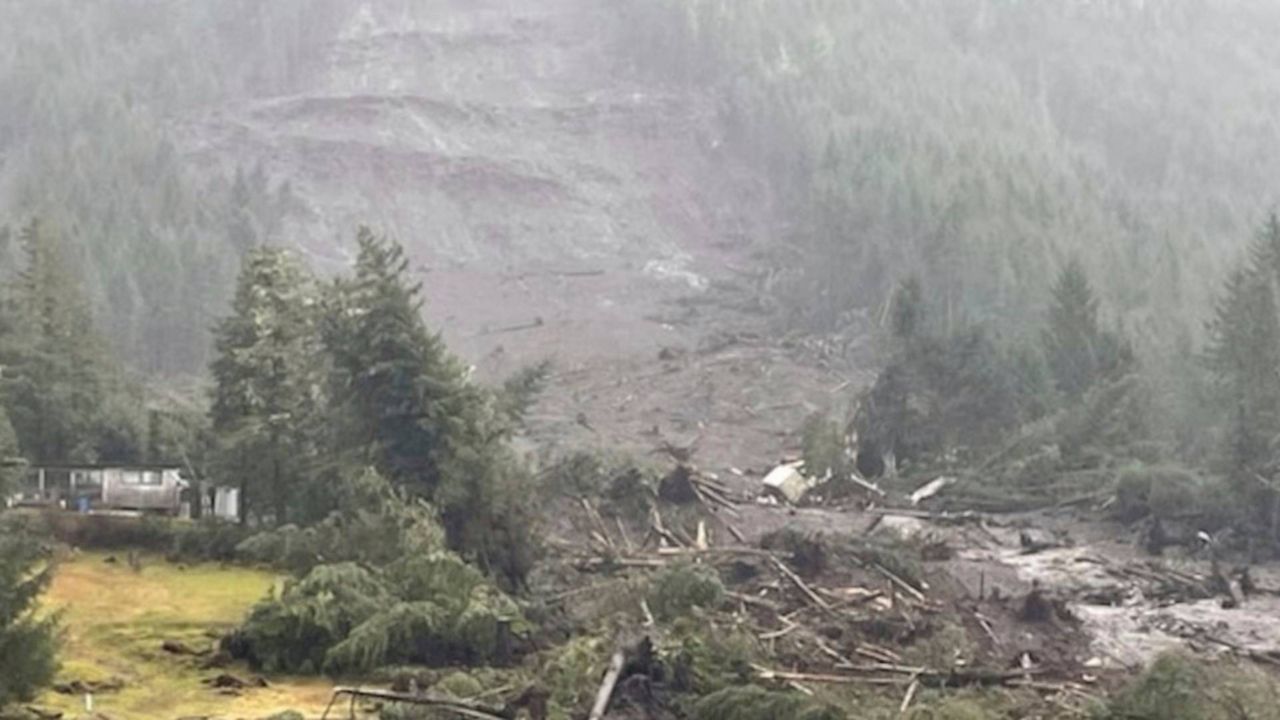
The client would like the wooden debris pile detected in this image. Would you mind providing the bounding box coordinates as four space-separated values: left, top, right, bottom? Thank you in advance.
564 492 1095 716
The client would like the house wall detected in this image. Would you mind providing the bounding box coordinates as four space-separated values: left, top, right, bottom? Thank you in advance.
105 469 182 512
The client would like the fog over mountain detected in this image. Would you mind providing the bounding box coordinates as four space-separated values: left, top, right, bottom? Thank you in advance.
4 0 1280 374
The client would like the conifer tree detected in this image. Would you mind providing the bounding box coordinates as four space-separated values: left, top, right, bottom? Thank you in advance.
1207 218 1280 476
0 525 58 706
0 220 143 463
321 229 535 585
1042 259 1134 402
320 228 474 497
209 246 321 525
0 406 23 497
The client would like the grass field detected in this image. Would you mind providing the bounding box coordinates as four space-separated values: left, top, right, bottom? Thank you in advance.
35 551 339 719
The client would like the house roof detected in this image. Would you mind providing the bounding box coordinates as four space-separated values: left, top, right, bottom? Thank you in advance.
33 464 185 472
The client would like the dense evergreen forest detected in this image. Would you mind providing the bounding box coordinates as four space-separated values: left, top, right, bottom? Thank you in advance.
0 0 349 372
616 0 1280 339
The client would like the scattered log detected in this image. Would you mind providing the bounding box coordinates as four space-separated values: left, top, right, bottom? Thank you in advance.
772 557 832 611
910 477 957 506
756 665 1047 689
974 611 1002 648
849 473 887 498
899 679 920 715
587 649 627 720
323 686 509 720
581 498 616 552
872 563 927 603
864 508 987 525
477 317 545 337
726 590 784 613
640 599 656 627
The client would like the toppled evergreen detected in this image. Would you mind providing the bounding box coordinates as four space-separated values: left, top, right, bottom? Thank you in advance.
228 469 523 675
227 554 522 675
235 467 446 574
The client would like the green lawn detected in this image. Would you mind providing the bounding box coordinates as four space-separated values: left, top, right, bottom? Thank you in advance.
36 551 338 719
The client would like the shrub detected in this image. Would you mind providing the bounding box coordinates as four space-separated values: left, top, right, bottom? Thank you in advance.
801 413 852 480
1112 464 1227 526
647 564 723 622
543 635 611 716
665 619 757 695
169 519 250 561
1099 652 1280 720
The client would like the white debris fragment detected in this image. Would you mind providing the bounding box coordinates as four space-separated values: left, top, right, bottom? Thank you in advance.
910 476 958 505
761 461 815 504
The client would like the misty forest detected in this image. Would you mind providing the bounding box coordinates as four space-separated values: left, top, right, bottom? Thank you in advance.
5 1 1280 718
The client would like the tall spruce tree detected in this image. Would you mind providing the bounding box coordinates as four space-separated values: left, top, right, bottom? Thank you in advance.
321 229 535 585
209 246 321 525
320 228 474 496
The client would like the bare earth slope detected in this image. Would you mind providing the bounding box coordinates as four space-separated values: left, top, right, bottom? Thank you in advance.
175 0 859 473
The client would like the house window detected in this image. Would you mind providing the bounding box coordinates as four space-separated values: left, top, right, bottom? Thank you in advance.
141 471 162 486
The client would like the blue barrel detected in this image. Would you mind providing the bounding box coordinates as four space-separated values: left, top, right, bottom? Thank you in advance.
77 496 91 513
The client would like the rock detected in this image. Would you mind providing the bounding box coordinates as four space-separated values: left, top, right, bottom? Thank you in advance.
161 639 202 656
204 673 265 690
